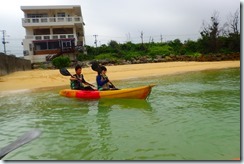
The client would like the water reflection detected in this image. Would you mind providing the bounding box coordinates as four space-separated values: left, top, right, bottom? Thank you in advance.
74 98 153 160
1 68 239 160
97 98 153 111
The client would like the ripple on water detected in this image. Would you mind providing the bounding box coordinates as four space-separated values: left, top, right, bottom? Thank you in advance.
0 68 240 160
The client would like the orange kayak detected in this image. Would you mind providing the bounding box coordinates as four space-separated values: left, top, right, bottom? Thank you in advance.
59 84 155 99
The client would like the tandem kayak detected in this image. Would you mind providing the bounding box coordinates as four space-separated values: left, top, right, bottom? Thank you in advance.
59 84 155 99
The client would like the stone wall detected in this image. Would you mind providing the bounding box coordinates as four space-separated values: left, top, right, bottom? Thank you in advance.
0 53 31 76
97 53 240 65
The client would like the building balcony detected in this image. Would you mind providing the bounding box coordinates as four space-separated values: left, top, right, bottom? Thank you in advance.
25 34 75 40
22 17 84 27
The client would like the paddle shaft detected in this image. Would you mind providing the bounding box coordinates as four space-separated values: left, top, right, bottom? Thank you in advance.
0 129 41 159
107 79 117 89
70 74 96 88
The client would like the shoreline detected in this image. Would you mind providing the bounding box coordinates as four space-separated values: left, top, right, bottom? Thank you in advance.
0 61 240 93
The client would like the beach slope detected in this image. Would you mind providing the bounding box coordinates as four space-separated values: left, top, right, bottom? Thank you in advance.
0 61 240 92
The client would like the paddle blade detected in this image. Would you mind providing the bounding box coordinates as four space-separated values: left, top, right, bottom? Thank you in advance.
90 61 101 73
59 68 72 76
0 129 41 159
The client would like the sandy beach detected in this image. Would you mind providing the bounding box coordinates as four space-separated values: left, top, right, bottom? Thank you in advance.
0 61 240 92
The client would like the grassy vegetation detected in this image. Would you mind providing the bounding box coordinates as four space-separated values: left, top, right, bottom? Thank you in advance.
76 12 240 63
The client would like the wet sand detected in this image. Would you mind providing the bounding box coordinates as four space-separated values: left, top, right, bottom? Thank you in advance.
0 61 240 92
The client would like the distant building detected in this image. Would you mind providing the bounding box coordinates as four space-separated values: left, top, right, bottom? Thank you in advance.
21 5 85 63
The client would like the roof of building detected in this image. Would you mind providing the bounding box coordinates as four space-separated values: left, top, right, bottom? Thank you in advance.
21 5 81 16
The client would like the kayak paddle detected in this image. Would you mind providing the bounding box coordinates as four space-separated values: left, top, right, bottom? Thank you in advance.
59 67 73 77
0 129 41 159
90 60 102 73
90 61 118 89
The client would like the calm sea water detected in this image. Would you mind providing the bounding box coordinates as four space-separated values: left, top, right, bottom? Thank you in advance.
0 68 240 160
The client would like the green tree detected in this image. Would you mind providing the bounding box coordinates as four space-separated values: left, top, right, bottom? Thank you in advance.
226 9 240 52
183 40 199 55
168 39 183 55
52 56 70 69
200 11 221 53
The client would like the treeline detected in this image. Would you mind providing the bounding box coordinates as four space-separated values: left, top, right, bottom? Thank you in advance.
50 11 240 68
77 10 239 63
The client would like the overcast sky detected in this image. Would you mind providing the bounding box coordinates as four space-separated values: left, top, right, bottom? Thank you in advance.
0 0 241 57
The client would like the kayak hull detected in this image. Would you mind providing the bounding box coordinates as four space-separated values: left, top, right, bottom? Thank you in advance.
59 85 155 100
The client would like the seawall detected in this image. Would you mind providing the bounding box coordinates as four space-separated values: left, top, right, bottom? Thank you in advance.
0 53 31 76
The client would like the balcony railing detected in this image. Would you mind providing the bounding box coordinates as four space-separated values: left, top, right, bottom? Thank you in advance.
22 17 83 25
25 34 75 40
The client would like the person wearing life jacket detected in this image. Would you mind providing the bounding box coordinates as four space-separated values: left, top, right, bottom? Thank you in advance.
70 65 95 90
96 66 117 90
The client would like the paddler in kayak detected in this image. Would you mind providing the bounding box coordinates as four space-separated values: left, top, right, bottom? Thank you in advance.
70 65 96 90
96 66 118 90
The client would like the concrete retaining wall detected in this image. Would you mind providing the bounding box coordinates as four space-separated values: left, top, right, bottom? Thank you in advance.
0 53 31 76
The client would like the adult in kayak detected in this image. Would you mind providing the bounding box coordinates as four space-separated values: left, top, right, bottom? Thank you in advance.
70 65 96 90
96 66 118 90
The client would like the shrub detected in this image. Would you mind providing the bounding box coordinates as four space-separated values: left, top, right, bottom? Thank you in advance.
148 45 173 57
77 53 91 61
94 53 118 60
52 56 70 69
186 52 202 57
123 51 142 60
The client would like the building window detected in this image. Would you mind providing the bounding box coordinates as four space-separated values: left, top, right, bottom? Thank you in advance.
49 41 60 49
62 41 72 48
53 28 73 34
57 12 65 17
27 14 48 23
27 14 48 18
34 42 47 50
34 29 50 35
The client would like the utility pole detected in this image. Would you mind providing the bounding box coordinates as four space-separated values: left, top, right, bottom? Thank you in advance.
126 33 131 42
160 34 163 43
140 31 144 44
0 30 8 54
93 34 98 48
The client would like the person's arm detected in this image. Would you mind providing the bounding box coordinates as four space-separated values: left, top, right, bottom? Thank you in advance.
70 77 77 81
70 74 78 81
82 75 96 87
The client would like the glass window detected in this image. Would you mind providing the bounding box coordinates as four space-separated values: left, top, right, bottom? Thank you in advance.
57 12 65 17
27 14 48 18
48 41 60 49
34 42 47 50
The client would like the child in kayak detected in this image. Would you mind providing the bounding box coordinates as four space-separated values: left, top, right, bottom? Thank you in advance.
96 65 118 90
70 65 96 90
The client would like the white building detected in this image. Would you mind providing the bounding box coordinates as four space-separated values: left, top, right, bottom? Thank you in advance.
21 5 85 63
